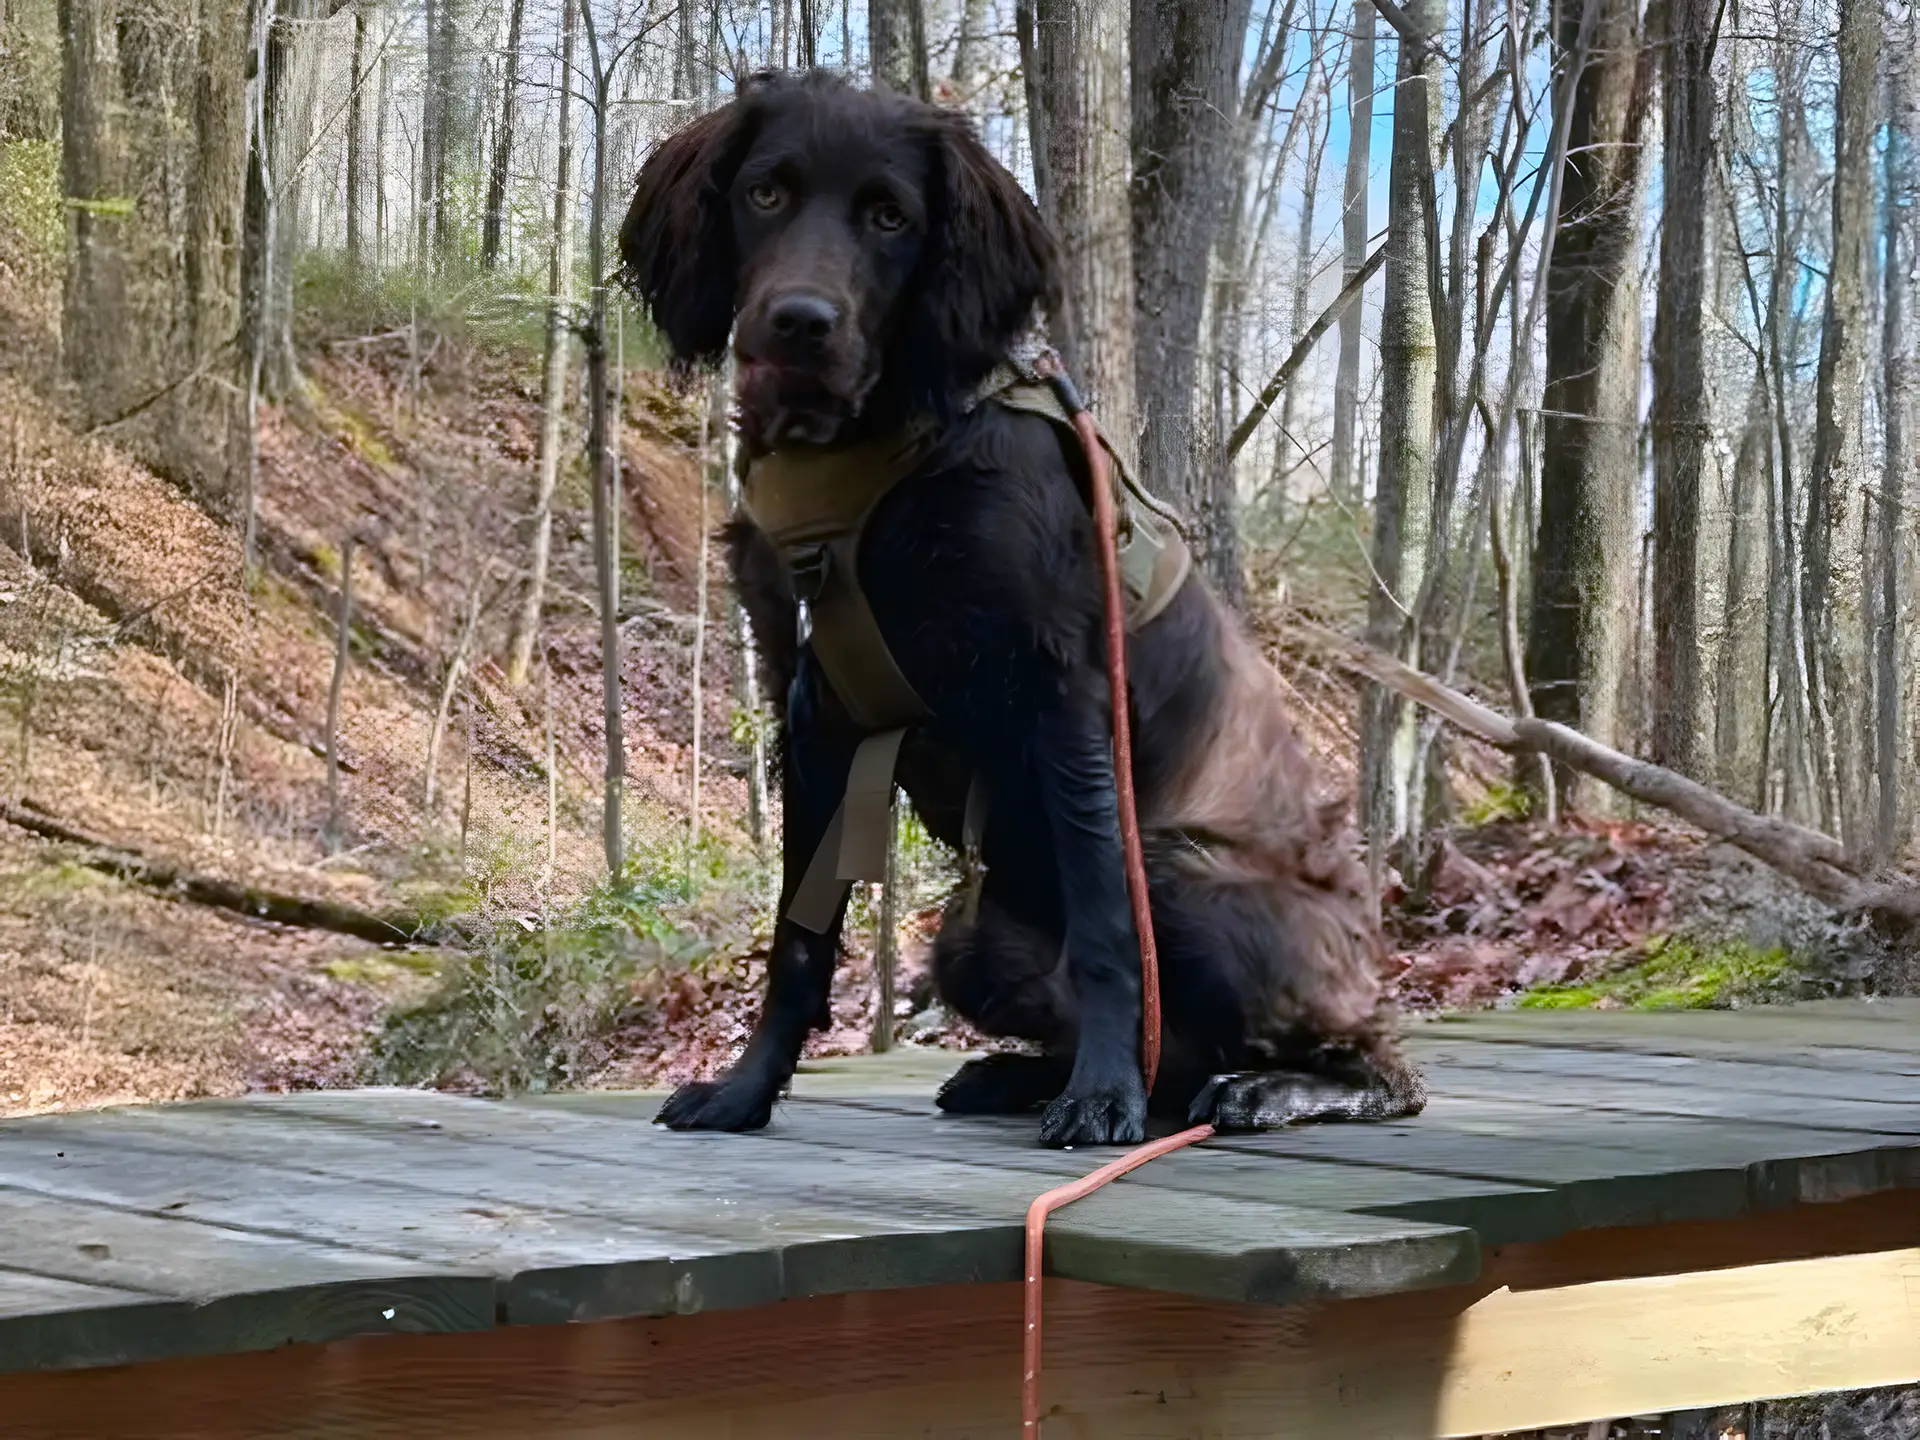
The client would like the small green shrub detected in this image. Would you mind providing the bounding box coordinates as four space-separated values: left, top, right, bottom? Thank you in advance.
370 830 772 1094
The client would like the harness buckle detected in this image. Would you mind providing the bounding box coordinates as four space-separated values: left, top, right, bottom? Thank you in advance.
789 543 831 603
789 543 830 647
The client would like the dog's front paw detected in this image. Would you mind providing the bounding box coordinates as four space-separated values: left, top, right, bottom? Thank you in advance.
655 1077 778 1132
1037 1075 1147 1148
936 1053 1071 1115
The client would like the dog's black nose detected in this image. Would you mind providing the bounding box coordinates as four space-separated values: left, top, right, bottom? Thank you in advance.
768 293 839 344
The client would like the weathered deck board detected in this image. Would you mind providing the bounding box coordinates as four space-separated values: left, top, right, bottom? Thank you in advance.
1 1003 1916 1380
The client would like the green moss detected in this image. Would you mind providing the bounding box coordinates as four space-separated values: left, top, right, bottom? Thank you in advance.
1461 780 1533 826
324 949 446 988
1520 933 1799 1011
0 140 63 269
0 859 110 903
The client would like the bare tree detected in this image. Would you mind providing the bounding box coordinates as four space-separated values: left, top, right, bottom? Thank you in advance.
1801 0 1881 840
324 535 356 852
576 0 672 875
1330 0 1374 504
870 0 928 96
480 0 528 269
58 0 131 413
1131 0 1256 593
504 0 577 689
1358 0 1440 868
1022 0 1137 442
345 0 370 264
1873 4 1917 860
1647 0 1716 773
1526 0 1653 774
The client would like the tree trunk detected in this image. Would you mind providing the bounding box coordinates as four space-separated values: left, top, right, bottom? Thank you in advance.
580 1 624 878
1358 0 1441 871
1330 0 1374 505
1714 372 1770 803
345 3 367 264
263 0 316 399
1646 0 1713 773
1274 63 1332 494
1027 0 1137 450
480 0 525 269
1130 0 1255 593
869 0 925 95
59 0 131 414
1525 0 1652 788
952 0 989 88
503 0 574 689
325 537 355 852
1801 0 1880 842
1875 13 1916 861
183 0 249 501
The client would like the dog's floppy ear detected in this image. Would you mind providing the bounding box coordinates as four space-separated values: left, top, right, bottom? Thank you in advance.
619 85 768 365
922 110 1061 384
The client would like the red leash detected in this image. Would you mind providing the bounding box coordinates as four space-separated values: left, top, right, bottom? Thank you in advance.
1022 365 1215 1436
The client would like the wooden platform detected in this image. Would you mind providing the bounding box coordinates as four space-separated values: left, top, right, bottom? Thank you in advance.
4 1000 1920 1437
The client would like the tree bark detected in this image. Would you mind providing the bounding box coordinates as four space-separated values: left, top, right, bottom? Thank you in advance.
1525 0 1653 782
503 0 575 690
1130 0 1255 593
345 1 368 264
58 0 131 414
1801 0 1880 842
183 0 249 500
1027 0 1137 450
952 0 989 88
1274 56 1333 493
869 0 926 96
1874 12 1917 861
480 0 526 269
1646 0 1714 774
1358 0 1440 869
1330 0 1375 505
580 0 624 878
324 537 355 853
1714 371 1771 804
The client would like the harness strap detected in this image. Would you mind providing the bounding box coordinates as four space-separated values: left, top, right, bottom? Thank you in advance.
801 532 927 731
785 726 911 935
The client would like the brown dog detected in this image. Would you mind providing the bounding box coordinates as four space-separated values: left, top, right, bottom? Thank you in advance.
621 71 1422 1146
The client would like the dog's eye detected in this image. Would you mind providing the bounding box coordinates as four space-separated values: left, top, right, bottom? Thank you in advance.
869 201 908 233
746 183 784 211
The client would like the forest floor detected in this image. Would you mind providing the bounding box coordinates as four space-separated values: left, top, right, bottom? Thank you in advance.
0 205 1913 1120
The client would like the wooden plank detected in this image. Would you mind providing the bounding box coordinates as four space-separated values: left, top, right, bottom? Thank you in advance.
1419 1011 1920 1068
0 1189 494 1374
522 1082 1920 1246
1400 1059 1920 1134
1431 1245 1920 1434
1409 1035 1920 1105
6 1198 1918 1439
0 1099 1478 1323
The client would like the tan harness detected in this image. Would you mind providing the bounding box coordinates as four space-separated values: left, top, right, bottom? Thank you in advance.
738 363 1192 934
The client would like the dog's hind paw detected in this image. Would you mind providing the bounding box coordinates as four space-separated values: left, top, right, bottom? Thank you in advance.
936 1053 1072 1115
655 1077 778 1132
1038 1078 1148 1148
1189 1067 1421 1132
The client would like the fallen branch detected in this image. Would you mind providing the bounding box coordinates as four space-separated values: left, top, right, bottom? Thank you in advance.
0 800 426 944
1297 621 1918 931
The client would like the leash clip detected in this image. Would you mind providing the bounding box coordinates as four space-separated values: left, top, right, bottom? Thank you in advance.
789 543 831 646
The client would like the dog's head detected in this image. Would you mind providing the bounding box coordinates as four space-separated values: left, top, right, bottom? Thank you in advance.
619 71 1058 449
